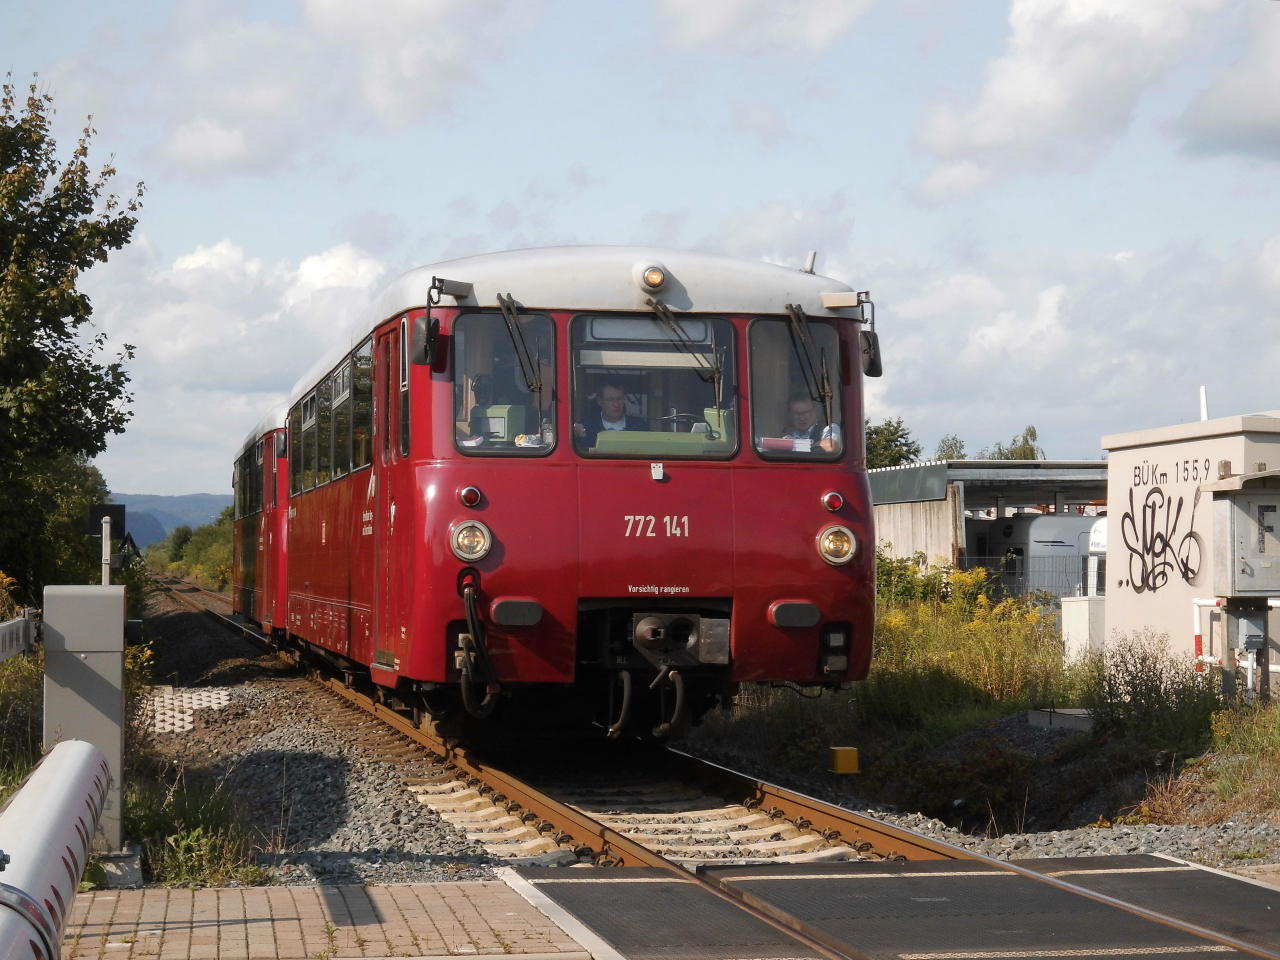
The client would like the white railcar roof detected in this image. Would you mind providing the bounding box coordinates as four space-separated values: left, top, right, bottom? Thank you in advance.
241 245 861 457
237 402 289 460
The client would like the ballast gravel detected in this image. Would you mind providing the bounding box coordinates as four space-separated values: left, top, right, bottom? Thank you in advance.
870 809 1280 870
181 681 496 886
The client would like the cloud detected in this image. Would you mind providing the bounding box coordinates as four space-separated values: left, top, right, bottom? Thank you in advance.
708 195 855 266
655 0 876 52
304 0 543 127
729 99 792 148
51 0 546 177
917 0 1224 201
1178 6 1280 161
84 237 386 494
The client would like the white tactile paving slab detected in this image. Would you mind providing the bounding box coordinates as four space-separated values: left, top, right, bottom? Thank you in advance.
148 686 232 733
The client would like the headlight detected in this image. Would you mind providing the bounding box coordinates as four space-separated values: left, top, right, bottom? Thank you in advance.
451 520 492 562
817 525 856 565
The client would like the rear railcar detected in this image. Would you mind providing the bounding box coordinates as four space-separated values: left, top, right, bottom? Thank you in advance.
232 406 289 632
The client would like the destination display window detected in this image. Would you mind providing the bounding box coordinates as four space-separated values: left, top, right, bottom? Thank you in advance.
749 317 844 461
570 314 737 459
452 312 556 456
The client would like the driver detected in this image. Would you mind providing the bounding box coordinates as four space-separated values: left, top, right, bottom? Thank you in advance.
785 393 841 452
574 378 649 447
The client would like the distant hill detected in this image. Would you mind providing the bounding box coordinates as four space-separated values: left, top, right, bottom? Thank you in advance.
110 493 233 545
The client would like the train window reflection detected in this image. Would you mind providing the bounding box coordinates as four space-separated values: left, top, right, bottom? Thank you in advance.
452 312 556 456
570 314 737 459
749 318 844 460
352 339 373 469
302 391 317 490
333 360 351 479
289 406 302 496
317 377 332 485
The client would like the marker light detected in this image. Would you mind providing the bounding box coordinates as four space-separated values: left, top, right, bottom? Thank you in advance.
642 267 665 289
459 486 482 507
817 525 856 565
451 520 492 562
822 491 844 512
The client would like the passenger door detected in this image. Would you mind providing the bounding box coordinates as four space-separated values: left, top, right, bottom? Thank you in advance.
373 328 398 670
373 321 414 674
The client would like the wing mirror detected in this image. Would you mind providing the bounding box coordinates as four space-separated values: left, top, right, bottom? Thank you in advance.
858 292 882 378
412 276 473 366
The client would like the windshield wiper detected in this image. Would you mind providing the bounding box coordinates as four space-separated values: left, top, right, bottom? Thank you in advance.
646 297 725 435
496 293 543 408
784 302 834 429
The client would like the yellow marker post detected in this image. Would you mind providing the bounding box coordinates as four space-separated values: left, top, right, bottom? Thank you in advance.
829 747 859 774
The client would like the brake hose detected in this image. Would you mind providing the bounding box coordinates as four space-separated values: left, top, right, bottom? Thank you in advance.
460 583 500 719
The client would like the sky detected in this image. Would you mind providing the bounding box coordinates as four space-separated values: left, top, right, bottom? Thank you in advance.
6 0 1280 495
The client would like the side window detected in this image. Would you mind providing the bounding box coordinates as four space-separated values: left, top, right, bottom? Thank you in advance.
334 361 351 479
318 376 333 486
302 392 317 490
400 317 411 457
233 455 242 520
254 439 264 513
352 339 373 469
289 407 302 496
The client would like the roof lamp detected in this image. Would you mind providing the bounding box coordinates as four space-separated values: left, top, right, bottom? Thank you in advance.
642 267 665 289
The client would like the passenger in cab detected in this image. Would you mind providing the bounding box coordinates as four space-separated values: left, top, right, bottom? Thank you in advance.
786 393 841 453
574 379 650 448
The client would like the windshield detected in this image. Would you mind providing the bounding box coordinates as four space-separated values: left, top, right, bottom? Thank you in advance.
749 317 844 460
452 312 556 455
571 315 737 458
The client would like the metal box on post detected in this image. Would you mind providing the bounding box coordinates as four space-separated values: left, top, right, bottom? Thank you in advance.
1213 492 1280 595
42 585 125 852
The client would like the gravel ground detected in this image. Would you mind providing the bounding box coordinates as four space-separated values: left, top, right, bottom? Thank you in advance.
147 587 1280 885
145 589 496 885
868 810 1280 870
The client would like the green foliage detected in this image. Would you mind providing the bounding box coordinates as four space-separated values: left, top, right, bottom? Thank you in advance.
0 77 141 599
145 508 233 590
125 779 265 886
866 416 922 468
0 77 141 461
935 433 966 460
875 550 953 605
980 425 1045 460
168 526 193 561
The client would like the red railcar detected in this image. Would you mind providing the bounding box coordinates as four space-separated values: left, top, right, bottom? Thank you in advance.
232 406 288 634
233 246 880 735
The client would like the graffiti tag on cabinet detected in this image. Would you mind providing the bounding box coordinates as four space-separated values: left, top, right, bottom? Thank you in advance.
1120 486 1201 593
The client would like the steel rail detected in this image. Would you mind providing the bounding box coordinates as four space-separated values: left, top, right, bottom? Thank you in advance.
160 581 1280 960
158 583 856 960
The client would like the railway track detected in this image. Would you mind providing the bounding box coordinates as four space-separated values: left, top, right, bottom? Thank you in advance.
157 579 1280 960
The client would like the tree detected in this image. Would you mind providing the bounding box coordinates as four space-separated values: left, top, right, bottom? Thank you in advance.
935 434 966 460
0 77 142 596
980 425 1045 460
866 417 922 468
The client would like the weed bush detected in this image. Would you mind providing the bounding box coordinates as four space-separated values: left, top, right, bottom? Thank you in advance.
1081 628 1220 755
126 776 265 886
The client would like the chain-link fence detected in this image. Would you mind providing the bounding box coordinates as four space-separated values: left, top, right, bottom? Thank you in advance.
958 554 1106 599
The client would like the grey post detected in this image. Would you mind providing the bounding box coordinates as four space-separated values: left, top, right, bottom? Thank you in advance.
102 514 112 586
42 585 125 852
